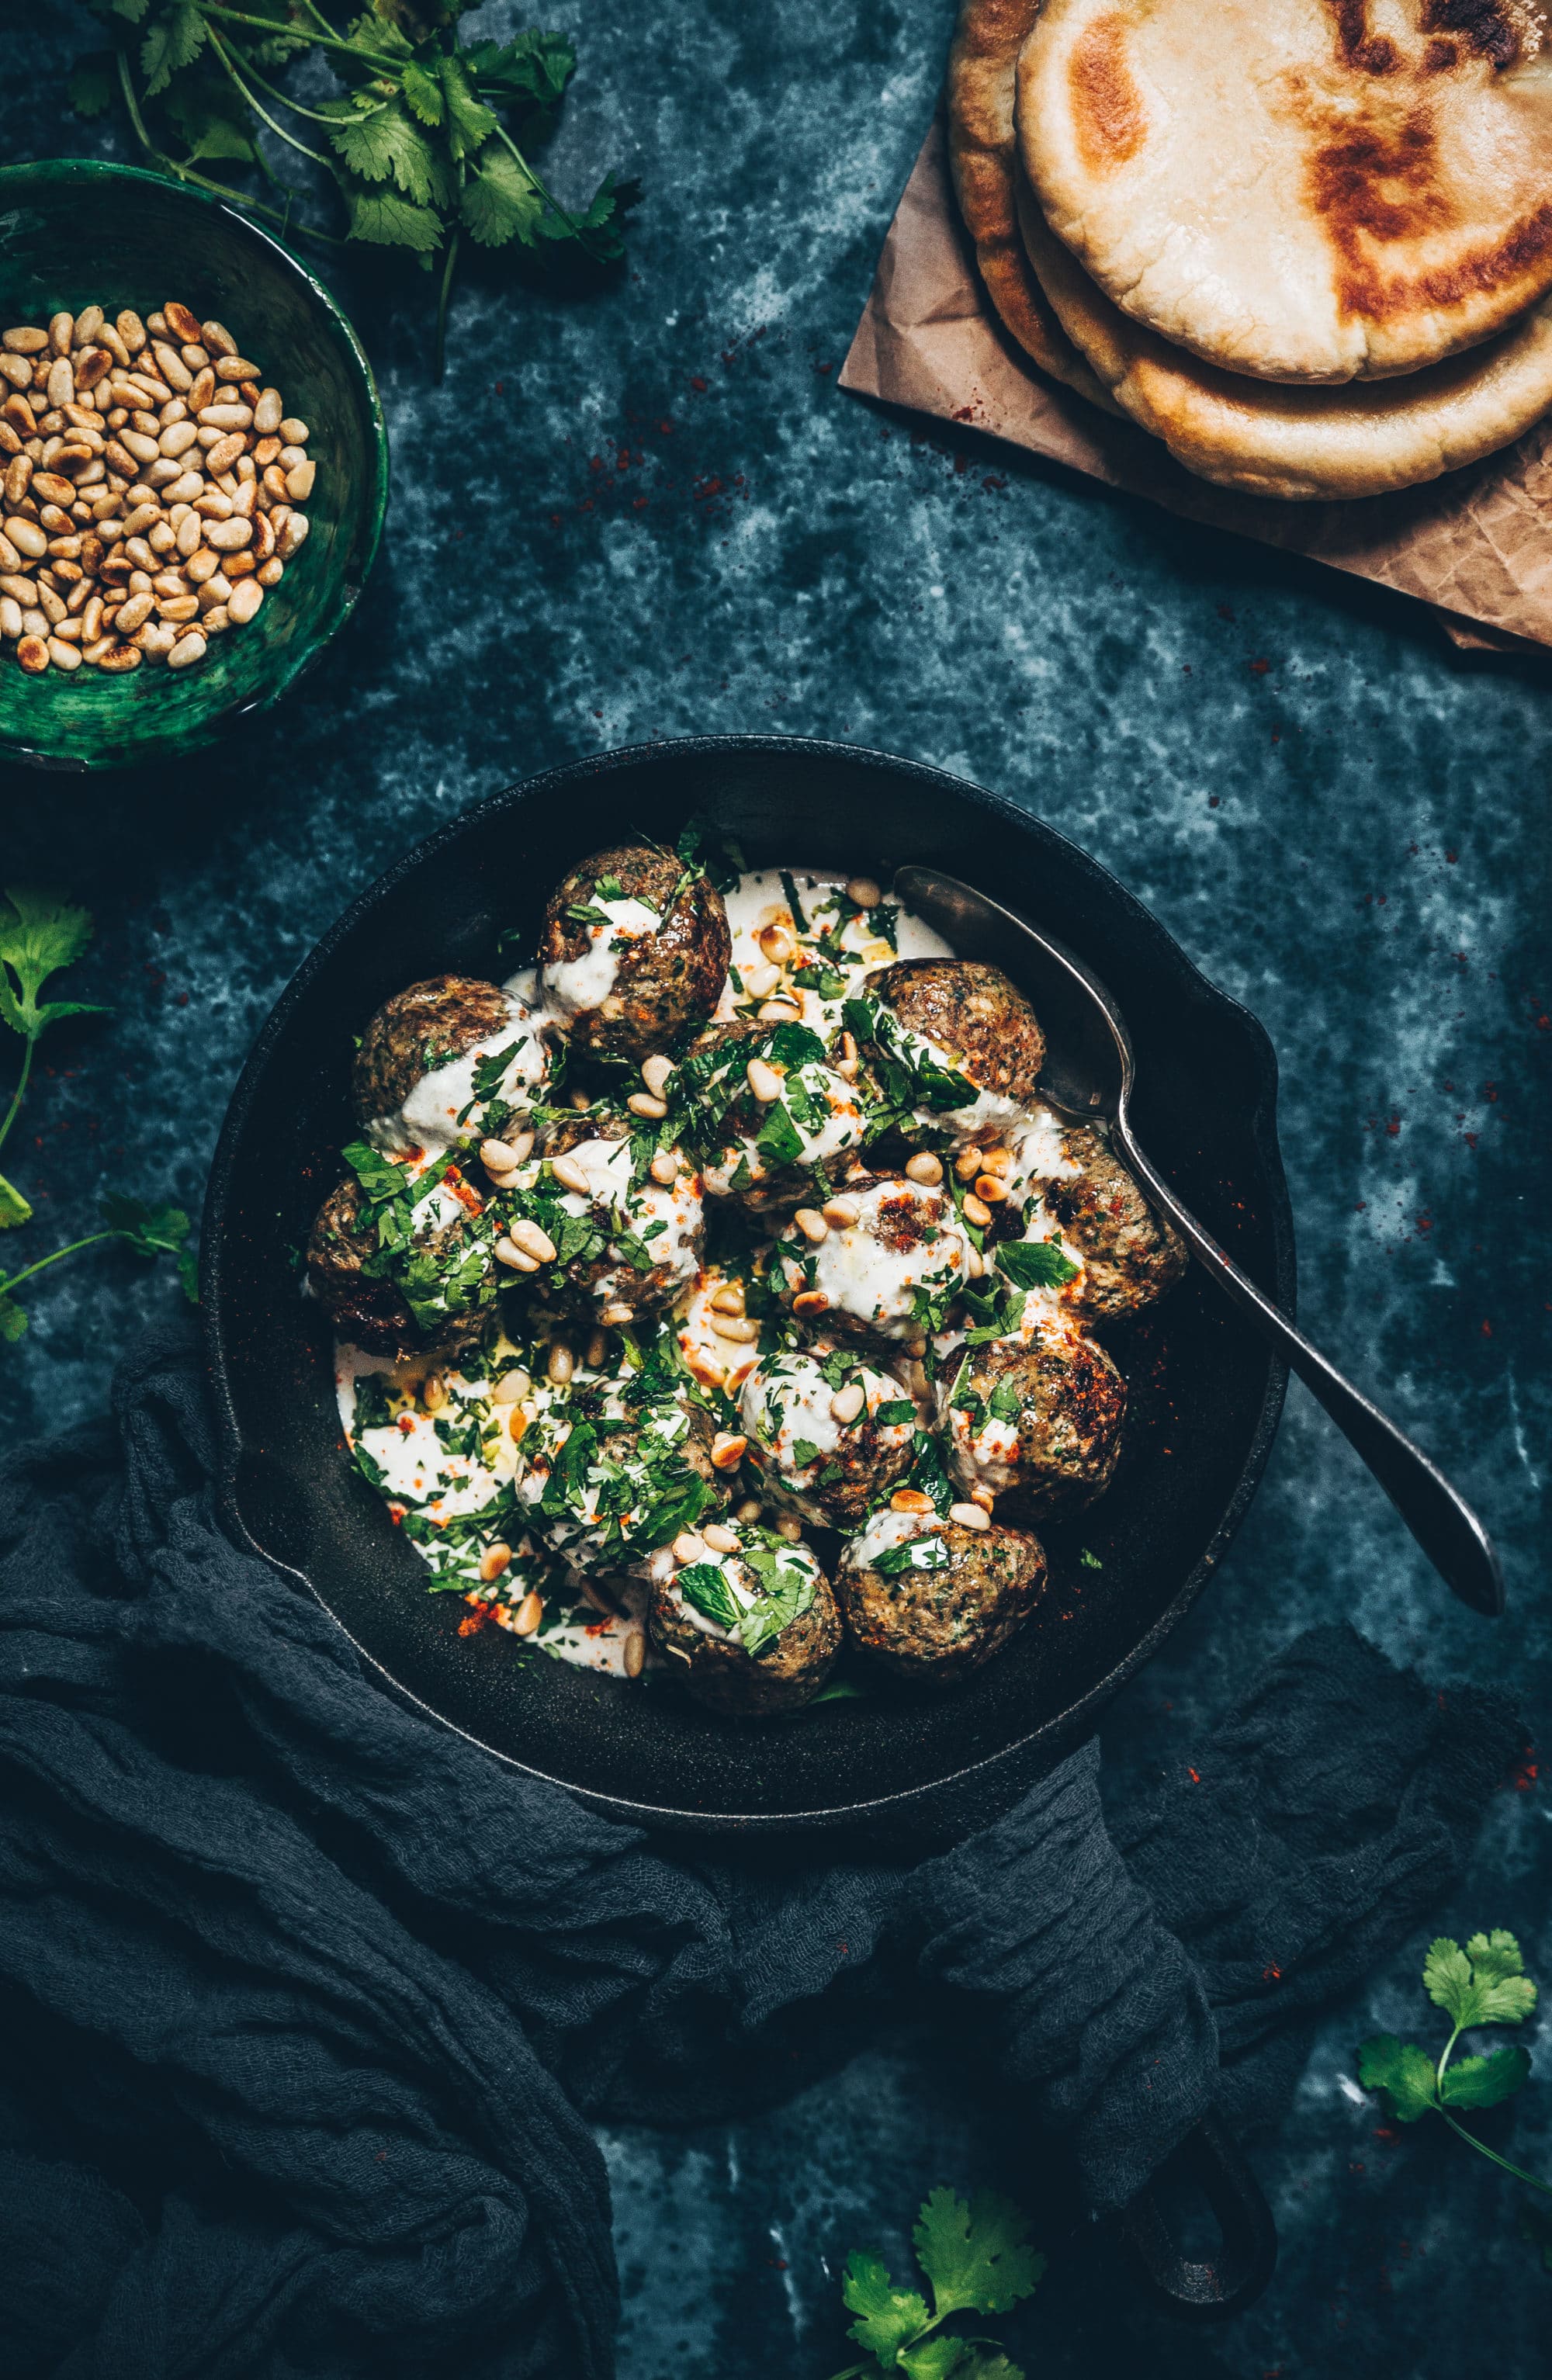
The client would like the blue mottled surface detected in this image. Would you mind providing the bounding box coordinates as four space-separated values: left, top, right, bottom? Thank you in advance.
5 5 1550 2371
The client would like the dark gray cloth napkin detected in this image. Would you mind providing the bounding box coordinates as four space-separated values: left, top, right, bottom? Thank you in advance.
0 1324 1517 2379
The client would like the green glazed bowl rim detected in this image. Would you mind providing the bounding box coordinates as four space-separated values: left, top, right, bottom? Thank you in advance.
0 156 390 766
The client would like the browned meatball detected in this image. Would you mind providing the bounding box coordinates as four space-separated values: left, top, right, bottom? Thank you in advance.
649 1546 842 1716
305 1177 490 1361
941 1331 1125 1519
838 1517 1046 1689
864 958 1045 1125
352 975 514 1128
1040 1128 1187 1319
737 1345 919 1527
680 1017 871 1214
539 844 730 1062
532 1110 704 1319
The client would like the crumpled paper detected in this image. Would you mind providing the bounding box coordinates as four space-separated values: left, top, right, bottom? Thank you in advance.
841 113 1552 654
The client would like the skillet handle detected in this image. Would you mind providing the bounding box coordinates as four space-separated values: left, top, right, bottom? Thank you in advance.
1109 2113 1277 2319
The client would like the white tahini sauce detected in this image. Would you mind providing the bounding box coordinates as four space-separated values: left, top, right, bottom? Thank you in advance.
365 984 549 1163
778 1177 971 1342
541 894 662 1027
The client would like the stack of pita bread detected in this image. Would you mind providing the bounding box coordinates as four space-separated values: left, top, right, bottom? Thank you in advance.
948 0 1552 499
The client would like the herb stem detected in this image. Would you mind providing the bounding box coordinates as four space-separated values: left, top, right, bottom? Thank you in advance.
492 123 608 256
0 1036 33 1162
206 27 334 168
433 224 461 384
198 5 405 73
0 1229 117 1299
1441 2112 1552 2195
115 47 343 245
223 47 355 128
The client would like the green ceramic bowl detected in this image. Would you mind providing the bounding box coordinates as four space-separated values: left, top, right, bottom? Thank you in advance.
0 159 387 771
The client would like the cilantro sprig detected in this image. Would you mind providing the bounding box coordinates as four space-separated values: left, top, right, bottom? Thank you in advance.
0 888 111 1230
0 1195 196 1346
1359 1929 1550 2198
827 2187 1045 2380
72 1 639 373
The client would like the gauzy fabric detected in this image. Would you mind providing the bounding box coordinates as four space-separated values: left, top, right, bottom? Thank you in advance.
0 1325 1518 2378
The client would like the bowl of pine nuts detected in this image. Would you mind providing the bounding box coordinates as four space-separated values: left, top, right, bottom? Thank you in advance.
0 158 388 771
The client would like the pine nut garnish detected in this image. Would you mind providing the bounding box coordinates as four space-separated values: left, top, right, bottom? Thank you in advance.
980 1146 1013 1176
641 1053 674 1097
949 1502 992 1531
627 1091 667 1118
710 1312 758 1342
974 1175 1009 1203
480 1136 519 1173
829 1380 865 1425
508 1218 557 1265
709 1281 745 1314
905 1151 944 1185
890 1488 935 1513
792 1289 830 1317
961 1193 993 1227
0 296 315 676
845 875 882 909
673 1530 708 1566
586 1329 608 1370
622 1627 646 1678
649 1148 678 1185
702 1523 740 1554
546 1341 574 1385
757 922 795 965
954 1148 982 1180
600 1301 634 1325
549 1150 593 1196
421 1370 447 1412
757 997 801 1022
745 1057 783 1103
710 1432 747 1470
512 1592 544 1637
492 1369 531 1403
822 1196 860 1228
479 1542 513 1582
792 1207 829 1243
508 1406 530 1443
774 1514 804 1540
495 1235 539 1272
735 1497 764 1524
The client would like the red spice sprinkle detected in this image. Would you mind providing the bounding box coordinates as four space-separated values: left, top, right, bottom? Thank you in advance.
1250 657 1270 674
1262 1963 1282 1980
397 1414 415 1435
690 375 708 391
1187 1765 1201 1783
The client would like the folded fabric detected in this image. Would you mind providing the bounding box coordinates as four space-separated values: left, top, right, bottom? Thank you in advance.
0 1325 1517 2379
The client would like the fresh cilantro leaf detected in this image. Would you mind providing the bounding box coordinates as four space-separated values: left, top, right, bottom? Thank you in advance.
756 1100 804 1170
462 145 546 248
68 52 116 116
841 2250 930 2364
1441 2046 1533 2110
676 1561 742 1631
348 187 444 252
913 2188 1045 2319
470 1041 520 1100
437 50 497 158
0 889 107 1044
873 1535 949 1578
342 1141 407 1204
875 1399 916 1426
987 1378 1022 1424
329 101 451 208
1425 1931 1538 2029
0 1175 31 1229
1079 1547 1103 1571
791 1437 821 1467
466 27 577 109
899 2341 972 2380
140 0 206 94
868 901 901 950
101 1196 198 1301
766 1020 826 1072
109 0 153 22
400 59 444 124
1356 2034 1440 2124
0 1289 26 1343
997 1239 1079 1291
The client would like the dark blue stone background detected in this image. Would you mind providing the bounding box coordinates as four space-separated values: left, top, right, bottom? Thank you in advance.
5 5 1549 2373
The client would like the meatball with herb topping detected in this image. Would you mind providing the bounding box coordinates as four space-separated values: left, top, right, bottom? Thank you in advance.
739 1343 918 1526
856 958 1045 1142
1023 1123 1187 1321
649 1528 841 1716
539 843 730 1062
940 1329 1125 1519
772 1171 972 1349
679 1017 871 1214
354 974 550 1159
514 1325 728 1568
837 1505 1047 1688
498 1109 703 1322
307 1166 494 1362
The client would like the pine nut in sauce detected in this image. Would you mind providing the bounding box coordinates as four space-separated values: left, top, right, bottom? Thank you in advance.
961 1193 993 1228
745 1057 782 1103
792 1207 829 1243
830 1380 866 1425
600 1301 634 1325
708 1281 745 1314
513 1593 545 1637
480 1136 520 1172
421 1370 448 1412
949 1502 992 1531
641 1053 674 1097
702 1523 740 1555
710 1432 748 1470
509 1218 557 1265
477 1542 512 1582
757 922 795 965
774 1514 804 1540
735 1498 764 1525
546 1341 574 1385
904 1151 944 1185
495 1236 539 1272
845 875 882 909
822 1196 860 1228
710 1312 759 1342
974 1174 1009 1203
673 1531 708 1567
792 1289 830 1317
757 996 802 1022
980 1145 1013 1176
586 1329 609 1370
626 1091 667 1119
954 1148 982 1180
622 1627 646 1678
649 1148 678 1185
890 1488 936 1513
548 1151 592 1197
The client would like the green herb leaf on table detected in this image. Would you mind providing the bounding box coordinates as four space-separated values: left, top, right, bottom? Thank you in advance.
1358 2035 1442 2125
0 888 107 1045
913 2189 1047 2320
828 2188 1044 2380
102 1194 199 1301
841 2251 931 2365
1424 1930 1539 2029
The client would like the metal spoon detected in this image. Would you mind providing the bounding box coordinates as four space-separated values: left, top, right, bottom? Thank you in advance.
893 864 1505 1618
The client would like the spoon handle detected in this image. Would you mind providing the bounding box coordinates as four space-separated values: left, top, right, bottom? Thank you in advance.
1112 1116 1505 1617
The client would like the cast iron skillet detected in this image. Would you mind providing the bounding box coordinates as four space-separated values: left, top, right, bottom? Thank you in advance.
204 736 1294 2316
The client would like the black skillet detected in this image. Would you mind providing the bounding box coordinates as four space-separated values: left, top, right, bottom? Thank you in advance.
203 734 1294 2317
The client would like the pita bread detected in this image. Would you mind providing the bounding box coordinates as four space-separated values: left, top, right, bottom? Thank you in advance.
947 0 1117 411
1015 171 1552 497
1017 0 1552 384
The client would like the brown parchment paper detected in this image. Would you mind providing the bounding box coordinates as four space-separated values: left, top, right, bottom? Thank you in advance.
840 112 1552 654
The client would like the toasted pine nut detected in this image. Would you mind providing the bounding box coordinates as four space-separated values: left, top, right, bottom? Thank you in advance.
0 596 18 639
980 1145 1013 1176
476 1541 511 1581
96 642 141 672
969 1484 996 1511
201 320 238 358
226 577 263 625
775 1514 804 1540
673 1530 708 1566
600 1301 633 1325
509 1129 535 1162
965 1244 986 1280
480 1136 519 1173
509 1218 557 1265
285 459 316 501
47 636 81 670
627 1091 667 1119
792 1290 830 1317
702 1523 740 1555
165 629 206 668
495 1237 539 1272
549 1150 592 1197
115 591 153 634
757 997 802 1022
254 386 283 435
513 1592 544 1636
421 1370 447 1412
891 1488 935 1513
792 1207 828 1243
709 1281 745 1315
735 1498 764 1524
711 1313 758 1343
845 875 882 909
16 634 48 671
586 1329 608 1370
206 517 252 552
508 1407 530 1443
954 1148 982 1180
546 1341 573 1385
974 1175 1009 1204
162 300 203 345
491 1368 530 1404
746 1058 782 1103
757 922 795 965
649 1148 677 1185
961 1193 992 1227
822 1196 859 1228
642 1053 674 1097
905 1152 944 1185
710 1432 747 1471
945 1500 993 1534
279 417 309 445
830 1381 865 1425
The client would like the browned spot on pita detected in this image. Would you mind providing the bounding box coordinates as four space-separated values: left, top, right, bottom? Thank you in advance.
1422 0 1535 68
1424 36 1460 68
1328 0 1401 74
1069 12 1147 173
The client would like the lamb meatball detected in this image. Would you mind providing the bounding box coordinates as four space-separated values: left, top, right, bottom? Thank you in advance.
353 975 549 1156
539 843 730 1062
837 1507 1047 1689
307 1173 493 1361
940 1329 1125 1519
1014 1118 1187 1320
739 1344 918 1527
773 1172 972 1349
500 1110 704 1322
861 959 1044 1141
681 1017 871 1214
515 1331 728 1568
649 1533 841 1716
